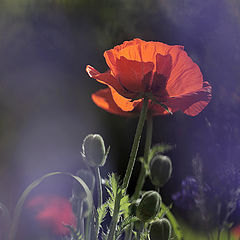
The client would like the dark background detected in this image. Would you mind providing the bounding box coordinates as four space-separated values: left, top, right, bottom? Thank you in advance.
0 0 240 238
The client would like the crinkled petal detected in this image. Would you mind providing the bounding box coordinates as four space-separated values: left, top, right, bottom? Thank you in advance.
115 57 154 93
151 53 172 96
92 88 136 116
104 38 172 68
166 46 203 96
152 82 212 116
86 65 123 92
86 65 141 99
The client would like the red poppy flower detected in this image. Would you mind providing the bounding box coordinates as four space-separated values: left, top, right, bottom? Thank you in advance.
86 38 211 116
27 195 76 235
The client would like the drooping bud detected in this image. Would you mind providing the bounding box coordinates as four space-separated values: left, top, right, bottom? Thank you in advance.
72 169 95 200
149 218 171 240
71 169 95 218
136 191 161 222
149 154 172 188
82 134 108 167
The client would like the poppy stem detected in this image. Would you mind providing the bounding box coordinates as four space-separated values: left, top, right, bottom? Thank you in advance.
133 114 153 199
107 97 149 240
94 167 102 239
122 97 149 190
94 167 103 208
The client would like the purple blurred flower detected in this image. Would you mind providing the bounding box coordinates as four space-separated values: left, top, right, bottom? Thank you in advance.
172 176 210 210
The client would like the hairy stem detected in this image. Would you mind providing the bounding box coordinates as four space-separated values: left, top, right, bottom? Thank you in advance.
107 97 149 240
95 167 103 208
133 115 153 199
122 98 149 189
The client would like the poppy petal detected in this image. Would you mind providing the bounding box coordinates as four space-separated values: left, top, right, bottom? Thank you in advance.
86 65 126 95
115 56 154 93
92 88 136 116
151 53 172 96
166 46 203 96
110 86 142 111
153 82 212 116
105 39 171 64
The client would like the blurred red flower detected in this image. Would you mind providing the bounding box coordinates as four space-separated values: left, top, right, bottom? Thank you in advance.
86 38 211 116
231 225 240 239
28 195 76 235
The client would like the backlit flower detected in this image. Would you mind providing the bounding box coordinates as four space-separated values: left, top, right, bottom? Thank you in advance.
86 38 211 116
27 195 76 235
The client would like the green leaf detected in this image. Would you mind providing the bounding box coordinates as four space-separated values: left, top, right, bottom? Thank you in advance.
9 171 93 240
105 173 130 217
161 203 183 240
97 202 108 230
158 203 173 218
115 216 139 239
64 225 84 240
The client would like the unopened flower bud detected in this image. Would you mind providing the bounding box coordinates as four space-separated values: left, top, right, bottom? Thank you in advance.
150 218 171 240
129 199 141 217
82 134 108 167
150 154 172 188
136 191 161 222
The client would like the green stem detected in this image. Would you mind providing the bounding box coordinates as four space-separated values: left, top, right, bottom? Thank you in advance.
107 97 149 240
95 167 103 208
133 115 153 199
124 223 133 240
122 98 149 190
107 190 122 240
93 167 102 239
137 222 145 240
77 200 84 235
84 211 91 240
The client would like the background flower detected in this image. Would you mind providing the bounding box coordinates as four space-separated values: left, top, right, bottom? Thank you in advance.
27 195 76 236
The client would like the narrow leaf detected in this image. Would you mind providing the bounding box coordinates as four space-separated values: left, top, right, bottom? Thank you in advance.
161 203 183 240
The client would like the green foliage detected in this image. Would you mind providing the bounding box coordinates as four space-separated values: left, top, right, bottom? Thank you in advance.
64 225 84 240
115 216 139 239
160 203 183 240
96 202 108 232
180 220 236 240
105 173 130 217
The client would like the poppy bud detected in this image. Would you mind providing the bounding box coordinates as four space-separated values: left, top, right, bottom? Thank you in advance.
136 191 161 222
129 199 141 217
149 218 171 240
149 154 172 188
82 134 107 167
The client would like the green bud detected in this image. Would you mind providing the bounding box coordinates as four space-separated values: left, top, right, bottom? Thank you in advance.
82 134 108 167
129 199 141 217
150 218 171 240
149 154 172 188
136 191 161 222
